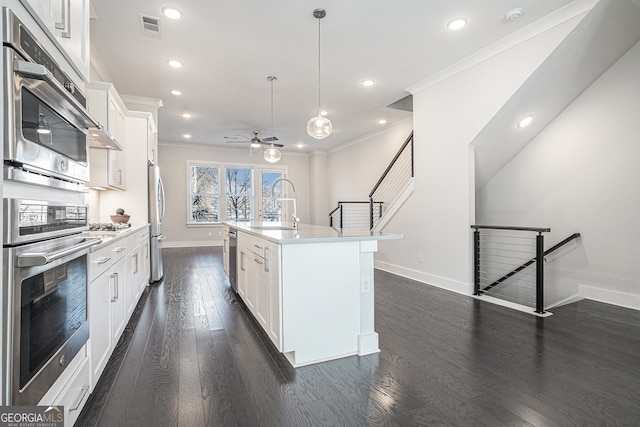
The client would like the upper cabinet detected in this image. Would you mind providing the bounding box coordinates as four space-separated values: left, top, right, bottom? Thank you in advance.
19 0 91 81
86 82 127 190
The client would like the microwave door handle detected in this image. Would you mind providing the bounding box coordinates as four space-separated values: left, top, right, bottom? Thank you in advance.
13 60 100 128
17 238 102 267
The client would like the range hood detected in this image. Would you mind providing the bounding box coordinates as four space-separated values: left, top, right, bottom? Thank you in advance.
88 125 124 151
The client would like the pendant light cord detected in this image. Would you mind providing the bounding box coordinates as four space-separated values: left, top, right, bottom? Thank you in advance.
317 16 321 111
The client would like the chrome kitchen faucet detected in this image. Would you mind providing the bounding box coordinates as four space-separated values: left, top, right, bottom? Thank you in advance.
270 178 299 229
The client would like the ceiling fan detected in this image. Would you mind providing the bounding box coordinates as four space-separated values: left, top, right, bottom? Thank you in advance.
224 130 283 148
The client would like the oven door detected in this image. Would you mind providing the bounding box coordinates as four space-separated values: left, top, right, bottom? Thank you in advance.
4 233 101 405
3 47 98 185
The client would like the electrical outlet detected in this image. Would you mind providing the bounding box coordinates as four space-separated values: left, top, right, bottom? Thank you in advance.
418 253 424 263
361 277 371 293
208 232 212 236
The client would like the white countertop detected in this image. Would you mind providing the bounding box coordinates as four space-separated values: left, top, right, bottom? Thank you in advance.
225 221 403 244
89 223 150 251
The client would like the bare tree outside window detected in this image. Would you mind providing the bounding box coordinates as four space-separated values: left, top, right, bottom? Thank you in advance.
262 171 282 221
226 168 253 220
189 164 220 223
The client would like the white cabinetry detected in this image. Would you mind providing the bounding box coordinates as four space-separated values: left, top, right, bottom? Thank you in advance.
86 82 127 190
236 231 281 348
89 240 127 385
147 115 158 165
20 0 91 81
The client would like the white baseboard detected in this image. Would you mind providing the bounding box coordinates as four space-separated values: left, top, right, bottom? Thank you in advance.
164 240 222 249
374 260 471 295
579 285 640 311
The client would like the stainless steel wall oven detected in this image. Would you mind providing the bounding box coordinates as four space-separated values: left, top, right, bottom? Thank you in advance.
2 7 98 190
2 199 101 405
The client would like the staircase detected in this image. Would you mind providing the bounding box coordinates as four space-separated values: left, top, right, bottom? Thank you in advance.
329 132 414 231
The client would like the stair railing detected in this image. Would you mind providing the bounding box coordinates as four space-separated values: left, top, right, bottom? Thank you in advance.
470 225 580 314
368 131 414 229
330 201 383 230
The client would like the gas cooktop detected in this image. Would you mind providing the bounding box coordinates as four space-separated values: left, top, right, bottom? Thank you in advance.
89 223 131 232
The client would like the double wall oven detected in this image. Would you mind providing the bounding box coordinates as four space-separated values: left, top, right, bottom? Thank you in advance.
2 8 102 405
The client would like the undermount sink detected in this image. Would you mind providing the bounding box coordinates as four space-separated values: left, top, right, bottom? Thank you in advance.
249 224 296 231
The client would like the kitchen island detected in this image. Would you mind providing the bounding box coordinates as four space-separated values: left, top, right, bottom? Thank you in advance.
225 221 402 367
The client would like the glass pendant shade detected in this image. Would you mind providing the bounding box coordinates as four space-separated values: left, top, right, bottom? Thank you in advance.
264 147 281 163
307 111 332 139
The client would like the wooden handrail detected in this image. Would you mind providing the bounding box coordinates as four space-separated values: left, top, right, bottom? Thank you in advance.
369 131 413 199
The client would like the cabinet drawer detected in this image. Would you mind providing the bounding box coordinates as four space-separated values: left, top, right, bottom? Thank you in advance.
90 242 128 282
55 355 91 427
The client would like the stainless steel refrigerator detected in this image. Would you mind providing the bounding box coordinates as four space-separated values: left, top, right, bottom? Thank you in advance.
149 164 166 282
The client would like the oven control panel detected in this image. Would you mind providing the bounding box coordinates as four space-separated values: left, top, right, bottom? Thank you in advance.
3 199 88 245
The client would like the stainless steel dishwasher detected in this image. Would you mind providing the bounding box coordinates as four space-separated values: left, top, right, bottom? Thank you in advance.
228 229 238 292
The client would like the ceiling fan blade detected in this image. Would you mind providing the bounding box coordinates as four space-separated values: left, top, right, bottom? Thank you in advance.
224 135 250 140
259 141 284 148
225 140 248 144
261 136 279 142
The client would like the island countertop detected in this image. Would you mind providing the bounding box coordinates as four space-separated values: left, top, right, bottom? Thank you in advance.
225 221 403 244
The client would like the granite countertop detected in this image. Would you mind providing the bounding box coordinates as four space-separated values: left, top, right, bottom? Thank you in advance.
225 221 403 244
89 223 150 251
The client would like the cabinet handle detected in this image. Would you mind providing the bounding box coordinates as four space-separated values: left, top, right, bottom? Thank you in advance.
69 385 89 412
114 247 126 253
110 272 118 302
55 0 65 30
254 258 263 265
118 169 123 185
254 244 263 250
96 256 111 265
240 251 245 271
133 253 139 274
61 0 71 39
264 247 270 272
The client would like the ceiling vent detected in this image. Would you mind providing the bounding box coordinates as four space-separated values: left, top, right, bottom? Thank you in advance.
139 14 162 39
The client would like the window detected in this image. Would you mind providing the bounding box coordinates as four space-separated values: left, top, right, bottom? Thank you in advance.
225 167 253 220
261 171 283 222
189 163 219 224
187 162 287 224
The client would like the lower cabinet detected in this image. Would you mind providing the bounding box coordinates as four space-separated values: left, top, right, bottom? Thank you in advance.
236 231 282 350
89 225 151 391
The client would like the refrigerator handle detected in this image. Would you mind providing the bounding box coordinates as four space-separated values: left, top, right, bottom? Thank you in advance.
158 176 166 222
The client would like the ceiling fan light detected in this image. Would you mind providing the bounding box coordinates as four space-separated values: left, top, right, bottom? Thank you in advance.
307 111 332 139
264 147 281 163
251 141 262 148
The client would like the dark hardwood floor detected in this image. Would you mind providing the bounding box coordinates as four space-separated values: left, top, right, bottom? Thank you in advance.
77 247 640 426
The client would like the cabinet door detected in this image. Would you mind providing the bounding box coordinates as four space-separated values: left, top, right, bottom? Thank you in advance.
223 237 229 275
57 0 90 80
125 250 139 316
110 258 126 344
107 96 126 189
266 244 282 350
254 255 269 329
89 270 113 385
139 240 150 295
238 247 248 300
147 117 158 164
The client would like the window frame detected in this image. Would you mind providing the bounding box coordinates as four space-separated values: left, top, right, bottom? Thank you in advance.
187 161 221 226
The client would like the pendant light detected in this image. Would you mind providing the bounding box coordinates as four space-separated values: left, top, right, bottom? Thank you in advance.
264 76 282 163
306 8 332 140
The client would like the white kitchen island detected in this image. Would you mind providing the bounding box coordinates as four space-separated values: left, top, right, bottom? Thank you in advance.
225 222 402 367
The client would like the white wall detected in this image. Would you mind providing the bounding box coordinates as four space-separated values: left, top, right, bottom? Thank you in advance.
158 143 311 247
476 40 640 309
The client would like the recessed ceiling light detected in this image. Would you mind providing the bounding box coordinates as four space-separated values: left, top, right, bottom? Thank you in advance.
505 8 524 22
183 133 192 139
297 143 305 149
361 79 375 87
181 113 192 119
447 18 468 31
168 59 182 68
378 119 387 125
170 89 182 96
518 115 533 128
162 7 182 20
